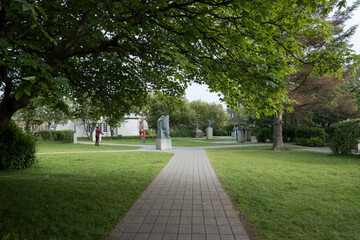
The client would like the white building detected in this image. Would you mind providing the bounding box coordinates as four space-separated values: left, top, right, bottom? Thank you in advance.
56 114 148 137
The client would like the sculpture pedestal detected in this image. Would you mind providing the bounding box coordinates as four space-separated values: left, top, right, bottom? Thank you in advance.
156 138 172 150
206 127 213 140
237 129 245 143
191 129 203 138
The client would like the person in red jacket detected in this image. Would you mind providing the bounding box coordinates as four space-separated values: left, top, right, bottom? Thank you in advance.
140 129 146 144
95 126 104 146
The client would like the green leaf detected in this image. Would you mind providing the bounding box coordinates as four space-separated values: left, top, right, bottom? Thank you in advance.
54 77 69 87
33 98 45 107
22 2 35 15
34 5 48 21
15 83 32 100
22 76 37 84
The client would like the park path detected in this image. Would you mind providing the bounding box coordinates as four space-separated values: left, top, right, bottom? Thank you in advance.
44 141 330 240
104 144 252 240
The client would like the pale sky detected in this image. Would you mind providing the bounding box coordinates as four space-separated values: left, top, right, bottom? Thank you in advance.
185 1 360 104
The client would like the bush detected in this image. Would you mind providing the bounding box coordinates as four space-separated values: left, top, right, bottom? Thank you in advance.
213 127 228 136
330 119 360 155
295 127 326 146
282 126 297 142
170 127 193 137
256 128 273 142
295 137 325 147
35 130 51 141
0 121 37 170
325 126 337 142
55 130 74 143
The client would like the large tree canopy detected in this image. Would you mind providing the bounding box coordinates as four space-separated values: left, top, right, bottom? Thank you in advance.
0 0 350 134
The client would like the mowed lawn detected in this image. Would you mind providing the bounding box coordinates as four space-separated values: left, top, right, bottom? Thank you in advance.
37 140 141 152
207 146 360 240
79 137 241 147
0 147 173 240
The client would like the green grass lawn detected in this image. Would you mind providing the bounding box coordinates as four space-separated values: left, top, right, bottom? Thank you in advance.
207 146 360 240
37 141 141 153
0 151 173 240
79 137 241 147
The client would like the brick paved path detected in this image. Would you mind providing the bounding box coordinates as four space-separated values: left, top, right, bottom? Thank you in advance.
105 148 250 240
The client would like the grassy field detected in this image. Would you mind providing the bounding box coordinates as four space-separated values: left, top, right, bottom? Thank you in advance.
79 136 241 147
0 150 172 240
37 141 141 153
207 146 360 240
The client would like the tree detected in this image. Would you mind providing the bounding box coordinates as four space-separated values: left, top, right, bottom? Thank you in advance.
188 100 228 130
13 101 47 133
143 93 194 130
42 101 70 140
0 0 350 136
271 2 359 150
287 67 359 127
74 101 104 139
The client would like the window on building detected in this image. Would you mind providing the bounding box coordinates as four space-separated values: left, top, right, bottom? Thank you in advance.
102 123 107 133
86 124 91 132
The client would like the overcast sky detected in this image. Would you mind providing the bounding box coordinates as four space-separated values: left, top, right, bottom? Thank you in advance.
185 1 360 104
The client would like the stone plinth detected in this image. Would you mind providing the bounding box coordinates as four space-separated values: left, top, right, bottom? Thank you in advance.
238 129 245 143
156 138 172 150
191 129 203 138
206 127 213 140
245 129 252 141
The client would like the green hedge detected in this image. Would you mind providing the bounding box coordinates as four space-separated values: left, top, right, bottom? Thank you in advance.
256 128 273 143
294 127 326 147
35 130 73 143
0 121 37 170
330 119 360 155
325 126 337 142
34 130 51 141
213 127 228 136
55 130 74 143
283 125 297 142
170 127 193 137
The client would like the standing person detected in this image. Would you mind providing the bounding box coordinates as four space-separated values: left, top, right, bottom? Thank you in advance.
95 126 104 146
140 129 146 144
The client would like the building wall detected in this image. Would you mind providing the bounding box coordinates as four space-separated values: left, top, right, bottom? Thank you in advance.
56 118 143 137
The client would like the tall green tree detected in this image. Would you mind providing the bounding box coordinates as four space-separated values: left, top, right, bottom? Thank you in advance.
188 100 228 130
0 0 350 135
143 93 194 129
271 2 359 150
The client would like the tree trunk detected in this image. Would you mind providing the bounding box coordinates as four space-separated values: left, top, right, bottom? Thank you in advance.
0 94 31 135
272 111 287 150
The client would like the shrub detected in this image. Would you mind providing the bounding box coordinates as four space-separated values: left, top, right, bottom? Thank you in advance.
256 128 273 142
325 126 337 142
213 127 228 136
34 130 51 141
330 119 360 155
55 130 74 143
282 126 297 142
0 121 37 170
170 127 193 137
295 127 326 146
295 137 325 147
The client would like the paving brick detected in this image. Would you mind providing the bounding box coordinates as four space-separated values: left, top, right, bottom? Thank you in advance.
119 233 136 240
165 224 179 234
134 233 149 240
179 224 192 234
104 148 250 240
192 224 205 234
138 223 153 233
205 224 219 235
